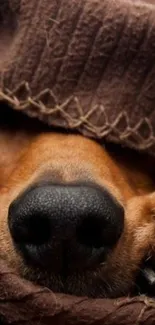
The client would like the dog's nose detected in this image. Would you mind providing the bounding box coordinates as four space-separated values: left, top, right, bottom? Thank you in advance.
8 183 124 272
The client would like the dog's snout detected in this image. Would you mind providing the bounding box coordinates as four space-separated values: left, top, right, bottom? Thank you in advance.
8 183 124 272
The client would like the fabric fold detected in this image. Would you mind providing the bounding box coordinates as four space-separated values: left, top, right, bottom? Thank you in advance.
0 0 155 154
0 261 155 325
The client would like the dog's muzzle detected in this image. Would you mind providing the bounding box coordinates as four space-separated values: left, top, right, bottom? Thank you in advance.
8 183 124 274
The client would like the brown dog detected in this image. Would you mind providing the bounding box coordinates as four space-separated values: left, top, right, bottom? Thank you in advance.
0 108 155 298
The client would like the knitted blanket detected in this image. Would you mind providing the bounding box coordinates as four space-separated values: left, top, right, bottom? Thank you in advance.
1 0 155 155
1 0 155 324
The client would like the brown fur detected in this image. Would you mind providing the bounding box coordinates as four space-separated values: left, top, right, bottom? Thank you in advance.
1 123 155 297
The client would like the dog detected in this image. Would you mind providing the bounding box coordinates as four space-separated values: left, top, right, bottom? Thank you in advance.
0 106 155 298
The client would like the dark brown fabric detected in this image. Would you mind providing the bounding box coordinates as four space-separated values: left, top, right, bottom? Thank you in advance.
1 0 155 154
0 260 155 325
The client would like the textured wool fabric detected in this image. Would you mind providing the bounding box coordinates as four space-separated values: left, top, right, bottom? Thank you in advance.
0 260 155 325
1 0 155 155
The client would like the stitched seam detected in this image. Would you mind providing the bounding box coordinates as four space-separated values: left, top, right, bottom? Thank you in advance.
74 5 108 93
0 84 155 153
51 0 85 88
118 13 151 81
64 3 108 94
89 6 128 108
112 9 153 117
9 0 41 85
31 0 62 88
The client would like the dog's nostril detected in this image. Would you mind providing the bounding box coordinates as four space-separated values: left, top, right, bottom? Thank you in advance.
23 215 51 245
8 183 124 271
77 217 105 248
77 205 124 249
8 203 52 245
77 216 111 249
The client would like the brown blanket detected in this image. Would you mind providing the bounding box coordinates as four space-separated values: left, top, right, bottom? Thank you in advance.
1 260 155 325
1 0 155 155
1 0 155 324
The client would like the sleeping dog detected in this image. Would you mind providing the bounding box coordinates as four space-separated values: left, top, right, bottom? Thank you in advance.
0 107 155 298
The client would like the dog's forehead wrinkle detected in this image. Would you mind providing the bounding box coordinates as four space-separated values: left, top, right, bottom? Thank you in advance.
33 164 96 185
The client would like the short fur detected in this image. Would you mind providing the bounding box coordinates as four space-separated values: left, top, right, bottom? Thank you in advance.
0 114 155 298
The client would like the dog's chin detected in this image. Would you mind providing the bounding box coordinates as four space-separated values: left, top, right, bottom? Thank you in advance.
18 253 155 298
20 263 132 298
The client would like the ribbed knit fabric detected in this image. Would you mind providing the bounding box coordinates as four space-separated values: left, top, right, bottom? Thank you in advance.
0 260 155 325
1 0 155 154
